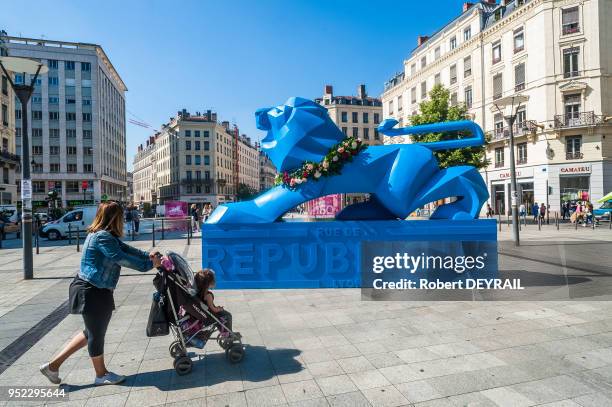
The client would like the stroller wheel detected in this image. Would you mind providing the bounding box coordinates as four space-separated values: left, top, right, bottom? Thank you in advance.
173 355 192 375
217 336 232 350
226 344 244 364
169 341 185 358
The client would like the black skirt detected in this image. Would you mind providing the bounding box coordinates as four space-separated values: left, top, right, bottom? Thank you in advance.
69 276 115 315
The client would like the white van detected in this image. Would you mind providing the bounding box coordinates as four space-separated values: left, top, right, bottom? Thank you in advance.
41 206 98 240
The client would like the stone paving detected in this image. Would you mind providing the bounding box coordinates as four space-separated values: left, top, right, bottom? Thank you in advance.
0 226 611 406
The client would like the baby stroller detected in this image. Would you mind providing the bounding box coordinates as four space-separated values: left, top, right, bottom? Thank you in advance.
150 251 245 375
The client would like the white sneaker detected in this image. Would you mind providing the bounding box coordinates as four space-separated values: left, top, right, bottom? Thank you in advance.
94 371 125 386
39 363 61 384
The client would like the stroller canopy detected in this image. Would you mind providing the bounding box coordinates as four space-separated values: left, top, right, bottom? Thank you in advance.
167 251 195 288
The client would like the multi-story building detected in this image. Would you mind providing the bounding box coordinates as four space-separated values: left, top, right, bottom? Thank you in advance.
133 136 156 205
0 32 18 205
3 35 127 208
382 0 612 214
259 151 276 191
126 171 133 204
133 109 261 207
315 84 383 205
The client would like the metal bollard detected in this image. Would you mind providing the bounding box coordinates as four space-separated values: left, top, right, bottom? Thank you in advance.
187 218 191 246
68 224 72 245
507 213 510 228
131 220 135 241
556 212 559 231
593 216 596 230
76 229 80 252
161 218 165 240
498 213 501 231
538 216 541 231
152 220 156 248
575 216 578 230
35 220 40 254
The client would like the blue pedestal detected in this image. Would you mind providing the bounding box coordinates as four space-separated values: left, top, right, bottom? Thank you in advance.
202 219 498 289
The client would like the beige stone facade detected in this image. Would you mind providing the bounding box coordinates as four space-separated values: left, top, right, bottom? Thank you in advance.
0 37 18 204
382 0 612 214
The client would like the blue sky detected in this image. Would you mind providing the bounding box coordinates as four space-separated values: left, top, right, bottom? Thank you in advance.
2 0 465 170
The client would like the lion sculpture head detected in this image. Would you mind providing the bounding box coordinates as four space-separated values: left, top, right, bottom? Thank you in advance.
256 97 345 172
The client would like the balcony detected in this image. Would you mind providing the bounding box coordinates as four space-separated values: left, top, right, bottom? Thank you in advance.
554 111 602 129
566 151 583 160
562 24 580 35
517 157 528 164
491 120 538 141
181 178 212 186
0 149 20 167
564 70 581 79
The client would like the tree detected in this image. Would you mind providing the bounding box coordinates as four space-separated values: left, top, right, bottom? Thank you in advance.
409 84 488 169
236 183 258 201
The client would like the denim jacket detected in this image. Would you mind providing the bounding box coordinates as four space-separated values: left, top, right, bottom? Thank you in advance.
79 230 153 289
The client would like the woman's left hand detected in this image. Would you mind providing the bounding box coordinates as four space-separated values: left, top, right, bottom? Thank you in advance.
150 252 162 268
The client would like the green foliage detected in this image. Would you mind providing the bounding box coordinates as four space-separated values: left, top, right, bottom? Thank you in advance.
236 183 258 201
410 84 488 169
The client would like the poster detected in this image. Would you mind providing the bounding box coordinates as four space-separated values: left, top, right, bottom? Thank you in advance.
306 194 342 218
165 200 188 218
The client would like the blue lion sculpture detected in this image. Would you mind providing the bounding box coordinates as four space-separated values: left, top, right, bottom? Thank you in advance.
206 97 488 224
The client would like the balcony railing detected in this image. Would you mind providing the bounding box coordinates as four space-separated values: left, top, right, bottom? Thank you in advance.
554 111 602 128
566 151 583 160
0 149 20 165
563 70 580 79
491 120 538 141
517 157 528 164
562 24 580 35
181 178 212 186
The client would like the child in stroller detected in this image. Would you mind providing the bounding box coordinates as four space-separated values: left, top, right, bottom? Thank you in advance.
151 252 244 375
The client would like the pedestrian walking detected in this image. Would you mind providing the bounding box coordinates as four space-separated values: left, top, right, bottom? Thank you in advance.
539 203 546 222
39 202 162 386
190 204 200 232
519 203 526 220
532 202 539 223
486 203 493 218
132 206 140 235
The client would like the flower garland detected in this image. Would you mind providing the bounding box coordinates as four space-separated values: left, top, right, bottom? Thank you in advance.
275 136 367 188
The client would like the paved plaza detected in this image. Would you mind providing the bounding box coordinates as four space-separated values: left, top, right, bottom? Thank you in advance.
0 224 611 406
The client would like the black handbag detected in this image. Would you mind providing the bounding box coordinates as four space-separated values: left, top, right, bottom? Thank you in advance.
146 274 169 336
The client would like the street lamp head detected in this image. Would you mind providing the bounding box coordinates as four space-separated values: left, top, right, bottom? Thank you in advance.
0 56 49 75
490 94 530 115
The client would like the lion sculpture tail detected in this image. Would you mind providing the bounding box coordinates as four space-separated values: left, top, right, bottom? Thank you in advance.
377 119 485 151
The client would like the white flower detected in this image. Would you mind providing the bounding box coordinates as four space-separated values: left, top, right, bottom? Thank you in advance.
306 164 314 171
351 141 357 149
332 156 339 162
314 171 321 178
322 161 329 169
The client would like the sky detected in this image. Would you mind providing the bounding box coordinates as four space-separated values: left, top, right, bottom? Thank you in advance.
2 0 466 170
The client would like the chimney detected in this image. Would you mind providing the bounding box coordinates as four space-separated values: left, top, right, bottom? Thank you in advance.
211 112 217 122
324 85 333 96
417 35 429 46
462 2 474 12
206 109 212 121
357 84 367 99
222 121 229 130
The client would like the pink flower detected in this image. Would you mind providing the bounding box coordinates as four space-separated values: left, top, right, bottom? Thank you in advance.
290 179 296 187
338 147 345 153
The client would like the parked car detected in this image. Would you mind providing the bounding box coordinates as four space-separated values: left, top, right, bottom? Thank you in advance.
40 206 98 240
594 200 612 221
34 212 49 224
0 205 21 240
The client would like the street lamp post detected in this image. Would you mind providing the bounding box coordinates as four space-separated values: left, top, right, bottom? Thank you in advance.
0 56 49 279
492 94 529 247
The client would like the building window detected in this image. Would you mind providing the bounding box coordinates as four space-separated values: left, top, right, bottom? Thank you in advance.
421 81 427 98
450 92 458 106
563 47 580 78
2 75 8 96
464 56 472 77
65 61 75 70
82 113 91 122
493 73 503 100
48 59 58 69
32 128 43 137
83 147 93 155
50 163 60 173
434 47 441 60
464 86 473 108
195 141 201 151
566 135 582 159
341 112 347 122
204 141 210 151
513 27 525 53
67 164 77 173
66 112 76 121
195 155 201 165
341 127 347 135
67 146 77 155
363 128 370 140
410 87 416 104
492 41 502 64
464 27 471 41
32 110 42 120
84 164 93 172
186 155 192 165
410 63 416 75
373 113 380 124
48 96 59 104
1 104 7 126
185 130 191 137
420 56 427 69
514 63 526 91
564 94 581 125
516 108 526 127
33 181 45 192
83 130 92 139
48 77 59 86
388 100 394 115
352 127 358 138
186 171 192 180
517 142 527 164
195 130 200 137
81 62 91 72
32 145 43 155
450 36 457 50
397 96 403 112
32 163 43 173
494 113 504 138
495 147 505 168
204 155 210 165
374 129 380 140
351 112 358 123
434 73 441 85
185 140 191 151
562 6 580 35
82 98 91 106
363 112 369 123
450 64 457 84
